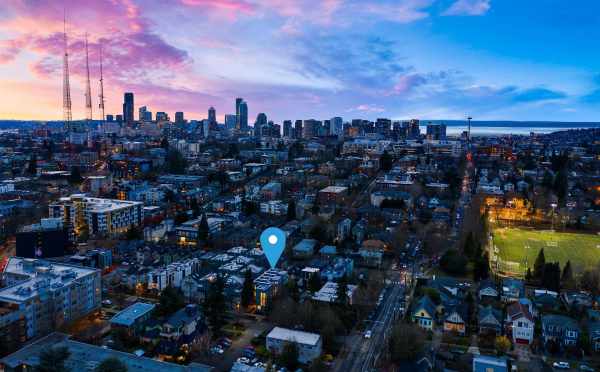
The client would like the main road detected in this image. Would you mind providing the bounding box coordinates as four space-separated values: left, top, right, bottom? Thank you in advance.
336 269 405 371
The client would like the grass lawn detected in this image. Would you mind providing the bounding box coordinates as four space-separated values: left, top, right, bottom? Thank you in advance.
492 227 600 275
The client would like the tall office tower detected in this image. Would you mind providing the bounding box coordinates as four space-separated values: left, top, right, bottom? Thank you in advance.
323 120 331 136
331 117 343 136
235 97 243 129
175 111 185 124
375 118 392 136
426 123 447 140
294 120 303 139
254 113 267 137
208 107 216 125
283 120 292 137
303 119 322 139
123 92 134 125
408 119 420 139
139 106 152 121
156 112 169 122
116 114 123 124
224 114 237 129
239 101 248 130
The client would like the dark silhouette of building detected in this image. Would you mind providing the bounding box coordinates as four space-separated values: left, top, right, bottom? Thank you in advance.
123 92 134 125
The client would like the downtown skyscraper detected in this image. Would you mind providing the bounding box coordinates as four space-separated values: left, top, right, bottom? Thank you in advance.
123 92 134 126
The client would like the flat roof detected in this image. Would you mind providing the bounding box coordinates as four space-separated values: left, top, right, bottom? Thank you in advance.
319 186 348 194
0 333 213 372
110 302 156 327
0 258 98 303
267 327 320 346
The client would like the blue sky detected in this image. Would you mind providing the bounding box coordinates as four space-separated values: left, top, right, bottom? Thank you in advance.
0 0 599 122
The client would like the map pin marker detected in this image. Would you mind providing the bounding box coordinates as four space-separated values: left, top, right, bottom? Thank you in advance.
260 227 286 269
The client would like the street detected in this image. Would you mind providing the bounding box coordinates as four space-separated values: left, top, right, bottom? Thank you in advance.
336 268 405 372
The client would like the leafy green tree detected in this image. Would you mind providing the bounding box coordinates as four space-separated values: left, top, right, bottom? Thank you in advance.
241 270 254 310
125 227 142 241
534 248 546 280
155 286 185 316
278 342 299 370
94 357 127 372
388 323 425 363
35 346 71 372
495 335 511 355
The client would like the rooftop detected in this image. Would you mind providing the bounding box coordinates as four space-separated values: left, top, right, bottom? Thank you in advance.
0 257 99 303
319 186 348 194
0 333 213 372
110 302 156 327
267 326 321 346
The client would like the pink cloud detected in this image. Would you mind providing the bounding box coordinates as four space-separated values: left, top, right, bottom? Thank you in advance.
389 73 428 95
442 0 491 16
0 38 28 63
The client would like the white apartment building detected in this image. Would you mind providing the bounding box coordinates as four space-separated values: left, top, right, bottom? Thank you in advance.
146 258 201 291
0 258 101 341
49 194 143 237
260 200 288 216
266 327 322 363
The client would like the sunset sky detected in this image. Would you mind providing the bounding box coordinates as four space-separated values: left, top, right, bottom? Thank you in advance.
1 0 599 122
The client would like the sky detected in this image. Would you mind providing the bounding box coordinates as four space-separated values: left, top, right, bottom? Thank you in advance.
1 0 600 123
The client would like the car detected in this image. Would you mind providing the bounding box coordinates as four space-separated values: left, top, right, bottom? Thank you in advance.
237 357 250 364
579 365 595 372
364 330 372 339
553 362 570 369
210 346 224 355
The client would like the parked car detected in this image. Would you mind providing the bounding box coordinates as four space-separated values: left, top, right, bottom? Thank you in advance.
364 330 372 339
553 362 570 369
579 365 595 372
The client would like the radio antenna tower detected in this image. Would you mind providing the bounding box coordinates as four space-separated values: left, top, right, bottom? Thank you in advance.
84 32 93 122
98 42 105 123
62 11 72 129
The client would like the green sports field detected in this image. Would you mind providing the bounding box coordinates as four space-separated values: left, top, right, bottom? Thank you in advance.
492 227 600 275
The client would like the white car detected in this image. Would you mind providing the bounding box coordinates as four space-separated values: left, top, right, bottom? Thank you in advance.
553 362 570 369
364 330 372 339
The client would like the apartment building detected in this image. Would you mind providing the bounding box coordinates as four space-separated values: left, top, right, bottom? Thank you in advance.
0 258 101 344
49 194 143 237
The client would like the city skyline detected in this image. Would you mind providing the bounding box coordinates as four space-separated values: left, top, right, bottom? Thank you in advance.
1 0 600 122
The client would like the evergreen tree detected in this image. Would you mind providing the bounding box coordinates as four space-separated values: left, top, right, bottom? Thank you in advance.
94 357 127 372
308 273 322 294
241 270 254 310
68 166 83 184
35 346 71 372
286 278 300 302
166 149 187 173
197 213 209 242
526 267 533 281
278 342 299 370
205 274 227 334
155 286 185 316
286 199 296 221
561 260 575 289
335 275 349 306
534 248 546 280
379 150 393 171
27 154 37 175
542 262 561 291
463 232 476 259
160 137 170 149
190 198 200 218
553 170 568 202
